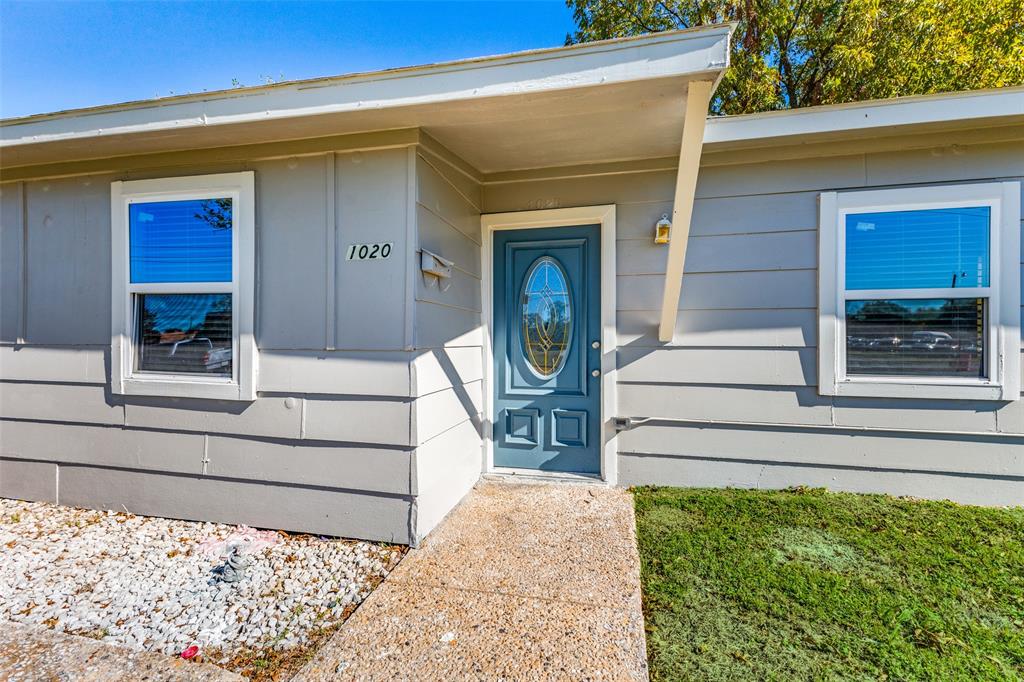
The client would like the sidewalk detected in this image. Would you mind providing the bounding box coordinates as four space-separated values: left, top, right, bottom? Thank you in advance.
296 480 648 681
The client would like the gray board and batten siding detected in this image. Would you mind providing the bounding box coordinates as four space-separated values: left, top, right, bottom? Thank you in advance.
482 133 1024 507
0 139 482 545
2 126 1023 545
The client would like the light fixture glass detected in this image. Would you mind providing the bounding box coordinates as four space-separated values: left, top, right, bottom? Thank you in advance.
654 213 672 244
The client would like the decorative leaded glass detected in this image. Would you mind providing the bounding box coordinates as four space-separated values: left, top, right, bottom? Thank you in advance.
520 257 572 377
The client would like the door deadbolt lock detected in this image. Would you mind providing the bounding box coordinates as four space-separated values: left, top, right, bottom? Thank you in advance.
591 369 601 377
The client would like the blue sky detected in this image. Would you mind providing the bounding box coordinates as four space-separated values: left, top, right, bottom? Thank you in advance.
0 1 575 119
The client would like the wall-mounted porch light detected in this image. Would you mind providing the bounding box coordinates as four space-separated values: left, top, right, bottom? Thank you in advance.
654 213 672 244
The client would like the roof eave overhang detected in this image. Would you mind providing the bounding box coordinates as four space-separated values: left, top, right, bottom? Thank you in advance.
703 85 1024 154
0 25 732 171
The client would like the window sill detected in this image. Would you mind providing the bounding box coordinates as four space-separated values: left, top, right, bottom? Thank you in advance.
117 376 255 401
825 379 1012 401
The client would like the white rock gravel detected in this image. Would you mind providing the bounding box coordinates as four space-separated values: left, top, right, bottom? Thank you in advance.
0 499 404 660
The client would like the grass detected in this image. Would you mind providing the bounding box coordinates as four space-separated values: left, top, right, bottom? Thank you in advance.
634 487 1024 681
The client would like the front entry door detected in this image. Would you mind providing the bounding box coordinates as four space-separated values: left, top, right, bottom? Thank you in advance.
493 225 601 474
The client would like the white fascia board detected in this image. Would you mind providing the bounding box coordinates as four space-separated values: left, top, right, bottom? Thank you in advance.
1 26 731 149
704 85 1024 147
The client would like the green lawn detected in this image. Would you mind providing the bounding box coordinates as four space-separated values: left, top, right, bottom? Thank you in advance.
634 487 1024 681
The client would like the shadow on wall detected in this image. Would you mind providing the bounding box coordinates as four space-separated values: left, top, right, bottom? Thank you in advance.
420 347 483 434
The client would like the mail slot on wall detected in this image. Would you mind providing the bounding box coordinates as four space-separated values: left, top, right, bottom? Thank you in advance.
420 249 453 279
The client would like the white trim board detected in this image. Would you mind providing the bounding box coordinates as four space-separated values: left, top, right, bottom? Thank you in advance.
480 205 618 485
818 181 1021 401
110 171 258 401
659 79 714 342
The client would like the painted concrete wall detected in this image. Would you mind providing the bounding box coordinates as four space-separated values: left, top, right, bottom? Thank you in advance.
0 147 423 543
482 135 1024 506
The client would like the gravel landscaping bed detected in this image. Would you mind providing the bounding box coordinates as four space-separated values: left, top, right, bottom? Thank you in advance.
0 498 404 667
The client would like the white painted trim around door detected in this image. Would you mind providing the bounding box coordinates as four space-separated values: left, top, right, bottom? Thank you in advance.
480 205 618 484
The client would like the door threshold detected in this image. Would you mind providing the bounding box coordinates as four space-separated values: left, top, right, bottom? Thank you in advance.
484 468 607 486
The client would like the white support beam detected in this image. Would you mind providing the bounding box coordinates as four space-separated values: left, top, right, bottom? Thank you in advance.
658 79 714 342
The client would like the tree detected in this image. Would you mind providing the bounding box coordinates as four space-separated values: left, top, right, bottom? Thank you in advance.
194 198 232 231
565 0 1024 114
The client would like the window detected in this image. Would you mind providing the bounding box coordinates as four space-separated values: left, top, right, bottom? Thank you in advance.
111 173 256 400
819 182 1020 400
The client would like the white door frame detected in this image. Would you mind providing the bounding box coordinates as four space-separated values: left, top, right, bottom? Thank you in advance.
480 205 618 484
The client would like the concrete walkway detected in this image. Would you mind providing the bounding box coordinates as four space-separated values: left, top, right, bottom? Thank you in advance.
297 481 648 681
0 621 244 682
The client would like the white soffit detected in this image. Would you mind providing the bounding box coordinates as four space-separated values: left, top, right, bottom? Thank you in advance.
0 26 731 173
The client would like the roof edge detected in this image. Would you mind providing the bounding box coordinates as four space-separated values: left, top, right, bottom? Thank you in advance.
704 85 1024 148
1 24 734 127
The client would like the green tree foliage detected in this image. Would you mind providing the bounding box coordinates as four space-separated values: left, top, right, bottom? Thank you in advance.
194 198 232 231
566 0 1024 114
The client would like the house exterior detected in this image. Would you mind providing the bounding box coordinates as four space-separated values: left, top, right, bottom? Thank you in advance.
1 26 1021 546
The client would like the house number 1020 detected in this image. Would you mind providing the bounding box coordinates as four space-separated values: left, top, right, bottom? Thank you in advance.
346 242 393 260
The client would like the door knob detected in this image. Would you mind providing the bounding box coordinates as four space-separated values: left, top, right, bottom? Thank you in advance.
591 340 600 349
591 369 601 377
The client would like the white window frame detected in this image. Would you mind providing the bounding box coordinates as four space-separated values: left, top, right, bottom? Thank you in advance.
110 172 257 401
819 181 1020 401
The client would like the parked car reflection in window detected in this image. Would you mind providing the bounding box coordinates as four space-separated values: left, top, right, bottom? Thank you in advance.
845 298 983 377
135 293 232 376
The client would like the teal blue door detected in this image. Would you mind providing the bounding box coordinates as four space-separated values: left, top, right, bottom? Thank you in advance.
493 225 601 474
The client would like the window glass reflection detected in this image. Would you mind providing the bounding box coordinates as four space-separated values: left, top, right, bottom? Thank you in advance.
845 207 989 290
130 198 233 283
845 298 984 378
521 257 572 377
135 294 232 376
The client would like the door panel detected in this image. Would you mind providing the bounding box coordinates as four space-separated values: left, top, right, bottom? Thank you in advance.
493 225 601 474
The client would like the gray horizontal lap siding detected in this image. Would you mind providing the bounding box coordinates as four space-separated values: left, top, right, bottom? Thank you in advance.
2 131 1021 529
0 420 412 495
59 465 411 542
482 137 1024 506
0 149 420 543
410 149 484 541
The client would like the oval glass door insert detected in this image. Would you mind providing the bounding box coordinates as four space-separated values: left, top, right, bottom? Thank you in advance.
520 256 572 377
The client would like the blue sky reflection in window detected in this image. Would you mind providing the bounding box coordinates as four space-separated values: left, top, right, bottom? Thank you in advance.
129 198 232 283
845 206 989 290
140 294 231 337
